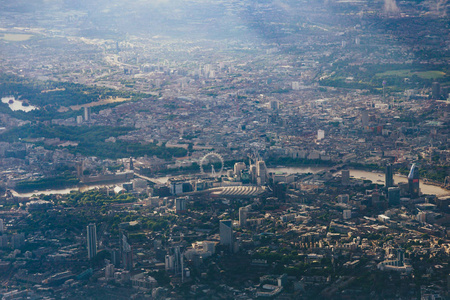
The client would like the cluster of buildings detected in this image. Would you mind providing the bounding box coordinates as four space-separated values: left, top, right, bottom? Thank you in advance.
0 0 449 298
0 151 449 298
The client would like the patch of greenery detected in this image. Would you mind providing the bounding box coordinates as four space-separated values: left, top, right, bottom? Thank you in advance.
15 174 79 192
1 124 187 159
266 156 335 166
0 74 148 121
61 190 137 207
375 70 446 79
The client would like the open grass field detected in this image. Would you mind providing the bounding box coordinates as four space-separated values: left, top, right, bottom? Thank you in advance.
69 96 132 111
0 33 34 41
376 70 446 79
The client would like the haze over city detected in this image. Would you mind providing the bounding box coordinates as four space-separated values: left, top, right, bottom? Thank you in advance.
0 0 449 299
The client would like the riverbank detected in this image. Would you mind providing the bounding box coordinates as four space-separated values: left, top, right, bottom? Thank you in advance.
11 166 449 198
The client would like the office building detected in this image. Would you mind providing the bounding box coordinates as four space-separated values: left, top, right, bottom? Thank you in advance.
12 233 25 249
270 100 280 111
432 82 441 99
317 129 325 140
132 178 147 190
165 246 186 280
388 187 400 206
0 219 4 233
408 164 420 199
219 220 233 251
256 160 267 186
361 109 369 127
234 162 246 178
337 194 349 203
341 170 350 186
385 164 394 188
249 164 257 184
129 157 134 170
0 235 7 248
121 231 133 270
87 224 97 259
111 249 121 267
105 260 115 279
175 198 186 213
239 207 248 227
343 210 352 220
84 106 91 122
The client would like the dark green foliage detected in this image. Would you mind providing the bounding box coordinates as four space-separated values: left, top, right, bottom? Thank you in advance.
266 156 334 166
62 190 137 207
148 270 171 286
1 124 187 159
15 175 79 192
0 74 148 121
0 73 146 108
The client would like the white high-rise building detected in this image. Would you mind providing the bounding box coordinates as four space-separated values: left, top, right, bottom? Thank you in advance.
84 107 91 122
219 220 233 251
317 129 325 140
234 162 246 178
105 261 115 279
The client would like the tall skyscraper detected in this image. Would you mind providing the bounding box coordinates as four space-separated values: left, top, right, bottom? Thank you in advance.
408 164 420 199
239 207 248 227
249 164 257 184
173 246 184 279
121 231 133 270
105 260 115 279
388 187 400 206
87 223 97 259
317 129 325 140
129 157 134 170
361 109 369 127
165 246 185 281
256 160 267 186
0 235 7 248
12 233 24 249
385 164 394 188
432 82 441 99
219 220 233 251
84 106 91 122
341 170 350 186
270 100 280 111
0 219 4 233
234 162 246 178
175 198 186 214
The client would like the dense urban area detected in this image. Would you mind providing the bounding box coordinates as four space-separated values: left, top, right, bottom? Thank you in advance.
0 0 449 299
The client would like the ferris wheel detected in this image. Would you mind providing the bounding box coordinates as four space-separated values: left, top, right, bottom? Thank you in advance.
200 152 224 177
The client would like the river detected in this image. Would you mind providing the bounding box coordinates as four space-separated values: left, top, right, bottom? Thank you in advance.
11 167 449 197
1 96 38 112
345 169 449 196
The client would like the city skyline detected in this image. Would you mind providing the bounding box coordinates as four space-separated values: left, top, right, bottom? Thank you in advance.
0 0 449 299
